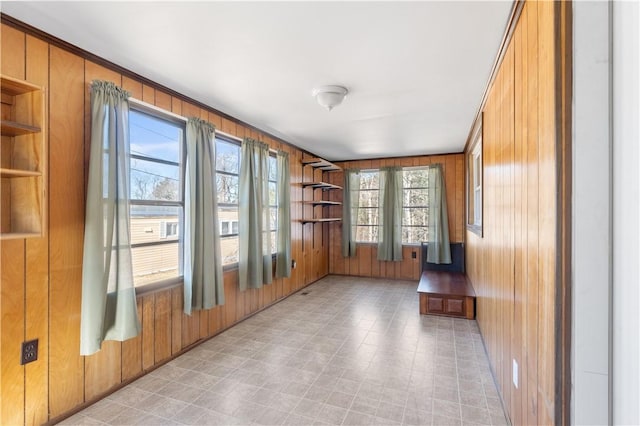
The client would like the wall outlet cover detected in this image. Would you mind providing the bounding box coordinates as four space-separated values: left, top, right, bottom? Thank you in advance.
21 339 38 365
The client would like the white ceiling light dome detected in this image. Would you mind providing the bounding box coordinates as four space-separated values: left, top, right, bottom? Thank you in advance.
312 85 348 111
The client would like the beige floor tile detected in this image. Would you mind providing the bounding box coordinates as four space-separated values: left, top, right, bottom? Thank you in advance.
68 276 508 426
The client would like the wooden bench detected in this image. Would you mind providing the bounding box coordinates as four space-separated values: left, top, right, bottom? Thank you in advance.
417 270 476 319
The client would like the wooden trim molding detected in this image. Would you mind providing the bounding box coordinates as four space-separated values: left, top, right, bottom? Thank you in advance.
463 0 525 153
555 0 573 424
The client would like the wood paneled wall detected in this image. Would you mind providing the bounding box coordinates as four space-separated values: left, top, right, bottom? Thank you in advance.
0 22 328 425
465 1 570 424
327 154 465 281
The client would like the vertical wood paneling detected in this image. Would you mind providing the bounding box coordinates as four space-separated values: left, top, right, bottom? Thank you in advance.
512 12 526 426
536 1 557 423
122 298 143 380
464 1 567 423
48 46 85 417
1 22 27 426
23 34 49 426
154 291 172 363
142 295 155 369
525 4 540 423
171 287 183 354
1 239 25 426
224 272 238 327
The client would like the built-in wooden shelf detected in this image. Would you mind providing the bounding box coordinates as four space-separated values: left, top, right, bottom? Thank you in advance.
1 120 41 136
1 74 46 240
0 168 42 178
303 200 342 206
301 181 342 190
301 157 341 171
302 155 342 225
1 77 41 96
301 218 341 224
0 232 41 241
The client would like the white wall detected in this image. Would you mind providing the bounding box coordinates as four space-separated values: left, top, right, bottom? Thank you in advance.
612 1 640 424
572 2 612 424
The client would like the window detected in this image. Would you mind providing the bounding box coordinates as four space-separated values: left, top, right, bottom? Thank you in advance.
215 138 278 266
268 154 278 253
220 220 238 235
467 117 483 235
352 167 430 245
216 137 240 265
161 221 179 238
129 108 184 287
402 168 429 243
355 171 379 243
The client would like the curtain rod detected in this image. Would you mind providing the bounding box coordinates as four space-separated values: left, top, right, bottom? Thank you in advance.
129 97 242 143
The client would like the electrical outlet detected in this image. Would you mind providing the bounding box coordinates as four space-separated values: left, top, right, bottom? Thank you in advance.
291 259 297 269
411 251 417 259
512 359 518 389
21 339 38 365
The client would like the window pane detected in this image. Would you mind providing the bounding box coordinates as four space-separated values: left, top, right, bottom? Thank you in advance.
131 158 180 201
130 110 182 162
358 189 378 208
359 171 379 190
216 174 239 204
356 207 379 226
131 242 180 287
216 139 240 173
221 236 239 265
271 230 276 254
130 205 181 245
129 108 184 289
356 225 378 243
270 207 277 231
403 169 428 188
269 156 277 181
402 226 428 244
403 207 428 227
404 189 428 207
269 182 277 206
219 205 238 236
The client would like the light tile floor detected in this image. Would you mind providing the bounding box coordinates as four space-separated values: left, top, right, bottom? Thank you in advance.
61 276 509 426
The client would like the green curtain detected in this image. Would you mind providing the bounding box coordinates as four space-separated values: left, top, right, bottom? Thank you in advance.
341 169 360 257
377 166 403 261
80 80 140 356
427 164 452 264
275 150 291 278
184 118 224 315
239 138 273 290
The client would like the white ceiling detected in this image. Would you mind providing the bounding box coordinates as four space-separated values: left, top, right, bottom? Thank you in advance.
2 1 512 161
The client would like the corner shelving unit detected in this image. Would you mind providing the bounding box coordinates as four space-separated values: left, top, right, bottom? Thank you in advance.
1 74 46 240
301 158 342 224
301 157 341 171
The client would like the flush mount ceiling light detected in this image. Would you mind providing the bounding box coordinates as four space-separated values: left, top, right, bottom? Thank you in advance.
312 85 348 111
